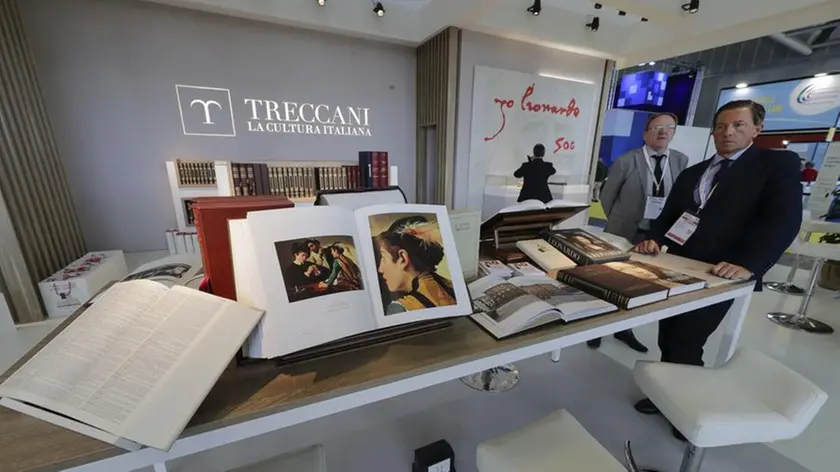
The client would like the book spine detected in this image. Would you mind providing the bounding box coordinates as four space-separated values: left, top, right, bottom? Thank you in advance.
378 152 389 188
165 229 176 255
555 271 630 309
542 234 591 266
359 151 372 188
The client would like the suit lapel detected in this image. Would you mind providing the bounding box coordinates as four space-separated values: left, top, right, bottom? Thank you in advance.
667 151 681 193
703 146 758 210
634 148 650 197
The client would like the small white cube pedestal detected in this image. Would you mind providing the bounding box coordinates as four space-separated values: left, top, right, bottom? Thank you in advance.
38 251 128 318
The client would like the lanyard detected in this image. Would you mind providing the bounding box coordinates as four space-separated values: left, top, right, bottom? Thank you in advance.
698 162 722 210
642 147 669 195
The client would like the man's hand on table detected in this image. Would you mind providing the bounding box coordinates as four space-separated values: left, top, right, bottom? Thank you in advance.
633 239 661 255
711 262 752 280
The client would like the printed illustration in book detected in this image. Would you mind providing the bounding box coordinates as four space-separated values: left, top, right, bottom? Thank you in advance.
468 275 616 339
230 204 472 358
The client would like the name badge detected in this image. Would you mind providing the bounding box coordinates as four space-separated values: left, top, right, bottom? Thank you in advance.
644 196 667 220
665 212 700 246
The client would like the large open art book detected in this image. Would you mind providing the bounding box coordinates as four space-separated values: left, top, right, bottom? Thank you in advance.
469 275 617 339
0 281 263 451
230 204 472 359
630 252 735 288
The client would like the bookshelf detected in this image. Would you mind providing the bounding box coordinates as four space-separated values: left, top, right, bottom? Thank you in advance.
166 159 397 233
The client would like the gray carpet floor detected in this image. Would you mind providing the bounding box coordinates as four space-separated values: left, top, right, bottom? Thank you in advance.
156 346 808 472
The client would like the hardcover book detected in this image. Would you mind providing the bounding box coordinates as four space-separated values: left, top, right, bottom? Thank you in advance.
229 204 472 358
604 260 706 296
469 275 616 338
191 195 294 301
556 263 669 309
630 252 736 289
515 238 576 276
542 228 630 266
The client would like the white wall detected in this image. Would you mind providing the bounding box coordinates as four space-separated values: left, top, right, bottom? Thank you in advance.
454 30 607 209
19 0 416 252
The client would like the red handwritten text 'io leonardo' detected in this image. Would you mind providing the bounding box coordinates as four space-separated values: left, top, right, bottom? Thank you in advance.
483 83 581 143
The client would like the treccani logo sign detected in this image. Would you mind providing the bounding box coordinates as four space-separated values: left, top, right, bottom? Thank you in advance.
175 84 372 138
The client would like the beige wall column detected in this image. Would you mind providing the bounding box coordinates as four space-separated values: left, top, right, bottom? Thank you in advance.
415 27 459 206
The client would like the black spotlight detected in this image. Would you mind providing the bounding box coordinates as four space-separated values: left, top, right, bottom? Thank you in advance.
641 17 648 22
527 0 542 16
682 0 699 14
586 16 600 32
372 1 385 17
618 10 626 16
671 65 682 73
594 2 602 9
316 0 325 6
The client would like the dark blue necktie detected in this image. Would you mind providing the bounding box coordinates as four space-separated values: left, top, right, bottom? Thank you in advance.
652 155 666 197
712 159 731 187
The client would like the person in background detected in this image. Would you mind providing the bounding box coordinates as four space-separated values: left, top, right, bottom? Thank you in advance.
633 100 801 438
589 113 689 353
593 157 608 202
514 143 556 203
801 161 819 182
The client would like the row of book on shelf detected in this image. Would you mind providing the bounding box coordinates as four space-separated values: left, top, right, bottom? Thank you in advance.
2 204 739 455
174 151 391 200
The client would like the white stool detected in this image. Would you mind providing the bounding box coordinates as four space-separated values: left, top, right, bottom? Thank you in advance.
633 350 827 472
766 226 840 334
476 409 628 472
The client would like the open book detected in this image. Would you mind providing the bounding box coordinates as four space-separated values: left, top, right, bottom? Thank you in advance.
498 199 581 213
469 275 617 339
121 254 204 288
230 204 472 358
0 281 263 451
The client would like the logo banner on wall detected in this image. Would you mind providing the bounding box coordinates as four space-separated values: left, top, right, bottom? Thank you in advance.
718 75 840 131
467 66 597 210
175 84 373 138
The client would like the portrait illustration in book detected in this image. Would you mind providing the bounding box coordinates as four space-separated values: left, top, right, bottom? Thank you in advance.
369 213 458 315
275 235 364 303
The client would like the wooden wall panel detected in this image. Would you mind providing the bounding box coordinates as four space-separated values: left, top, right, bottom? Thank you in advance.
0 0 87 322
416 27 458 206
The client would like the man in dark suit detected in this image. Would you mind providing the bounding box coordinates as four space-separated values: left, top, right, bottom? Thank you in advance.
633 100 802 429
514 144 556 203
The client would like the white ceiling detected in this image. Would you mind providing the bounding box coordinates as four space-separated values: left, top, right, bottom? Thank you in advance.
141 0 840 67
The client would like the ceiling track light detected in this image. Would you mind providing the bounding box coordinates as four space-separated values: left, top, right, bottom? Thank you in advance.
316 0 325 6
527 0 542 16
594 2 602 9
586 16 600 32
641 17 648 22
372 1 385 17
682 0 699 14
618 10 626 16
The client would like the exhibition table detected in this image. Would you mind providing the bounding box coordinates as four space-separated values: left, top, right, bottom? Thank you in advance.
0 282 754 472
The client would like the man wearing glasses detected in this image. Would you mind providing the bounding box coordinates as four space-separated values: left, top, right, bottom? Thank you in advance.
588 113 689 353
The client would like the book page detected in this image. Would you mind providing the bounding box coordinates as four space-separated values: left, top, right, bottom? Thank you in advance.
0 281 169 436
354 204 473 328
118 286 262 450
121 254 204 288
507 276 615 319
243 206 376 357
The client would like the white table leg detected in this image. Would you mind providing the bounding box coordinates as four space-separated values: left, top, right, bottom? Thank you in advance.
714 291 753 367
549 349 562 363
153 463 168 472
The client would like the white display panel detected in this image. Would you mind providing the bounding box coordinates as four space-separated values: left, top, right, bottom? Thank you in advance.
467 66 598 212
808 142 840 218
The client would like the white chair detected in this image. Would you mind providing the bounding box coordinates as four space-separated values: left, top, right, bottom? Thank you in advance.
767 219 840 334
633 350 827 472
476 409 629 472
764 211 815 295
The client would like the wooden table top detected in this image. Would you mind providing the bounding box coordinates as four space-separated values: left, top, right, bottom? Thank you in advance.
0 282 750 472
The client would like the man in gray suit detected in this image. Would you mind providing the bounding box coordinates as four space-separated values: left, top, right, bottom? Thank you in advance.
588 112 689 352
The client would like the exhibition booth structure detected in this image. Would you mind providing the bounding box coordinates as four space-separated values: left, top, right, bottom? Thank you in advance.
0 0 834 472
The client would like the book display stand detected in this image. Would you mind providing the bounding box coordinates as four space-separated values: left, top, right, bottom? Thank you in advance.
480 204 588 263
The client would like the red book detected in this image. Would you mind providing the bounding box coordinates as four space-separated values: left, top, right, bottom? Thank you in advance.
192 195 294 301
